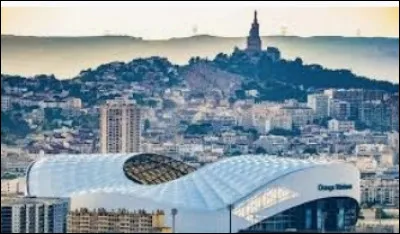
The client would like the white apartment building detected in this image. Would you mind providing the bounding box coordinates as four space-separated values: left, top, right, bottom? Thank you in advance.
307 93 329 119
265 115 293 133
100 99 141 154
328 119 355 132
280 106 314 128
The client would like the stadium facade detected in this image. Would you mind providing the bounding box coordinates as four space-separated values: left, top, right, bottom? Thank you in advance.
26 154 360 233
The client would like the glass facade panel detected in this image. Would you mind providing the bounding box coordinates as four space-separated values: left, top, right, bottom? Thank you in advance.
241 197 359 233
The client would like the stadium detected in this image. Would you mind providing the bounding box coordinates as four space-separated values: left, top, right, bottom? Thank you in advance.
26 154 360 233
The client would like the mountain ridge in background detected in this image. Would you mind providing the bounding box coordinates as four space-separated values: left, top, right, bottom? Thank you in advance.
1 35 399 83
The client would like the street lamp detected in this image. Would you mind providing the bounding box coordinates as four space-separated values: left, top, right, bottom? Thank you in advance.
228 204 234 233
171 208 178 233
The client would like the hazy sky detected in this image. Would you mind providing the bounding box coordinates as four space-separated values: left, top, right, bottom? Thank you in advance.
1 6 399 39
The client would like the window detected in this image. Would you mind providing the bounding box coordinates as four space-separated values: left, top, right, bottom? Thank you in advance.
233 187 298 223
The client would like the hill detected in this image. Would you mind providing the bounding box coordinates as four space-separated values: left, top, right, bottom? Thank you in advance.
1 35 398 83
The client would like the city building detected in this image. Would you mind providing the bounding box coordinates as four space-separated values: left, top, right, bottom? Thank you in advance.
359 100 392 131
324 89 384 119
307 93 330 119
1 95 12 111
388 94 399 131
65 98 82 109
328 119 355 132
100 99 141 154
388 132 399 155
355 144 387 157
1 196 70 233
1 160 5 177
363 90 385 102
356 220 399 234
325 89 363 119
329 99 351 120
67 208 171 233
360 178 399 208
4 87 28 95
355 144 395 167
265 115 293 133
26 154 360 233
254 135 290 154
1 178 25 196
246 11 262 52
280 105 314 128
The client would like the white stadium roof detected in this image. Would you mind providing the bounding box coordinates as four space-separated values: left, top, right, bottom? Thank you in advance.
29 154 334 211
26 154 360 233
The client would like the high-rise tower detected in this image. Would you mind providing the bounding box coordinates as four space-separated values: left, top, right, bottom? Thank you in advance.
246 10 262 52
100 99 141 154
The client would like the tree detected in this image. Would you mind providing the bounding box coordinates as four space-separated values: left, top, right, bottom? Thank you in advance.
235 90 246 100
1 173 18 180
303 147 318 155
375 208 385 219
11 103 22 111
228 97 236 105
144 119 151 132
163 99 177 109
233 126 245 132
294 57 303 66
230 151 242 157
355 121 369 131
315 117 333 128
1 111 32 138
211 46 398 103
248 128 260 141
269 128 300 137
145 100 158 108
358 210 365 220
185 123 212 135
255 147 267 155
44 108 63 121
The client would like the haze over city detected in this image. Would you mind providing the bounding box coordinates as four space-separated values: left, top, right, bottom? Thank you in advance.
1 6 399 38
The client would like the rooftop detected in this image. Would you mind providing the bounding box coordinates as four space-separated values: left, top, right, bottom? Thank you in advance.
1 196 68 206
27 154 339 211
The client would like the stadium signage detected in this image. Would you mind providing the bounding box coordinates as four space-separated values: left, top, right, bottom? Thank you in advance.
318 184 352 192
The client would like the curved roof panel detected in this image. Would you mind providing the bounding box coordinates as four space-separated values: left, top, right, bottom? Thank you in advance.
27 154 336 211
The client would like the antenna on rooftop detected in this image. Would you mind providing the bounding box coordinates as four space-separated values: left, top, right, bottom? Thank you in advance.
281 26 288 36
192 25 198 35
356 28 362 37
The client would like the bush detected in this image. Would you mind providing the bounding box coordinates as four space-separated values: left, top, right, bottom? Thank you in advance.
269 128 300 137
